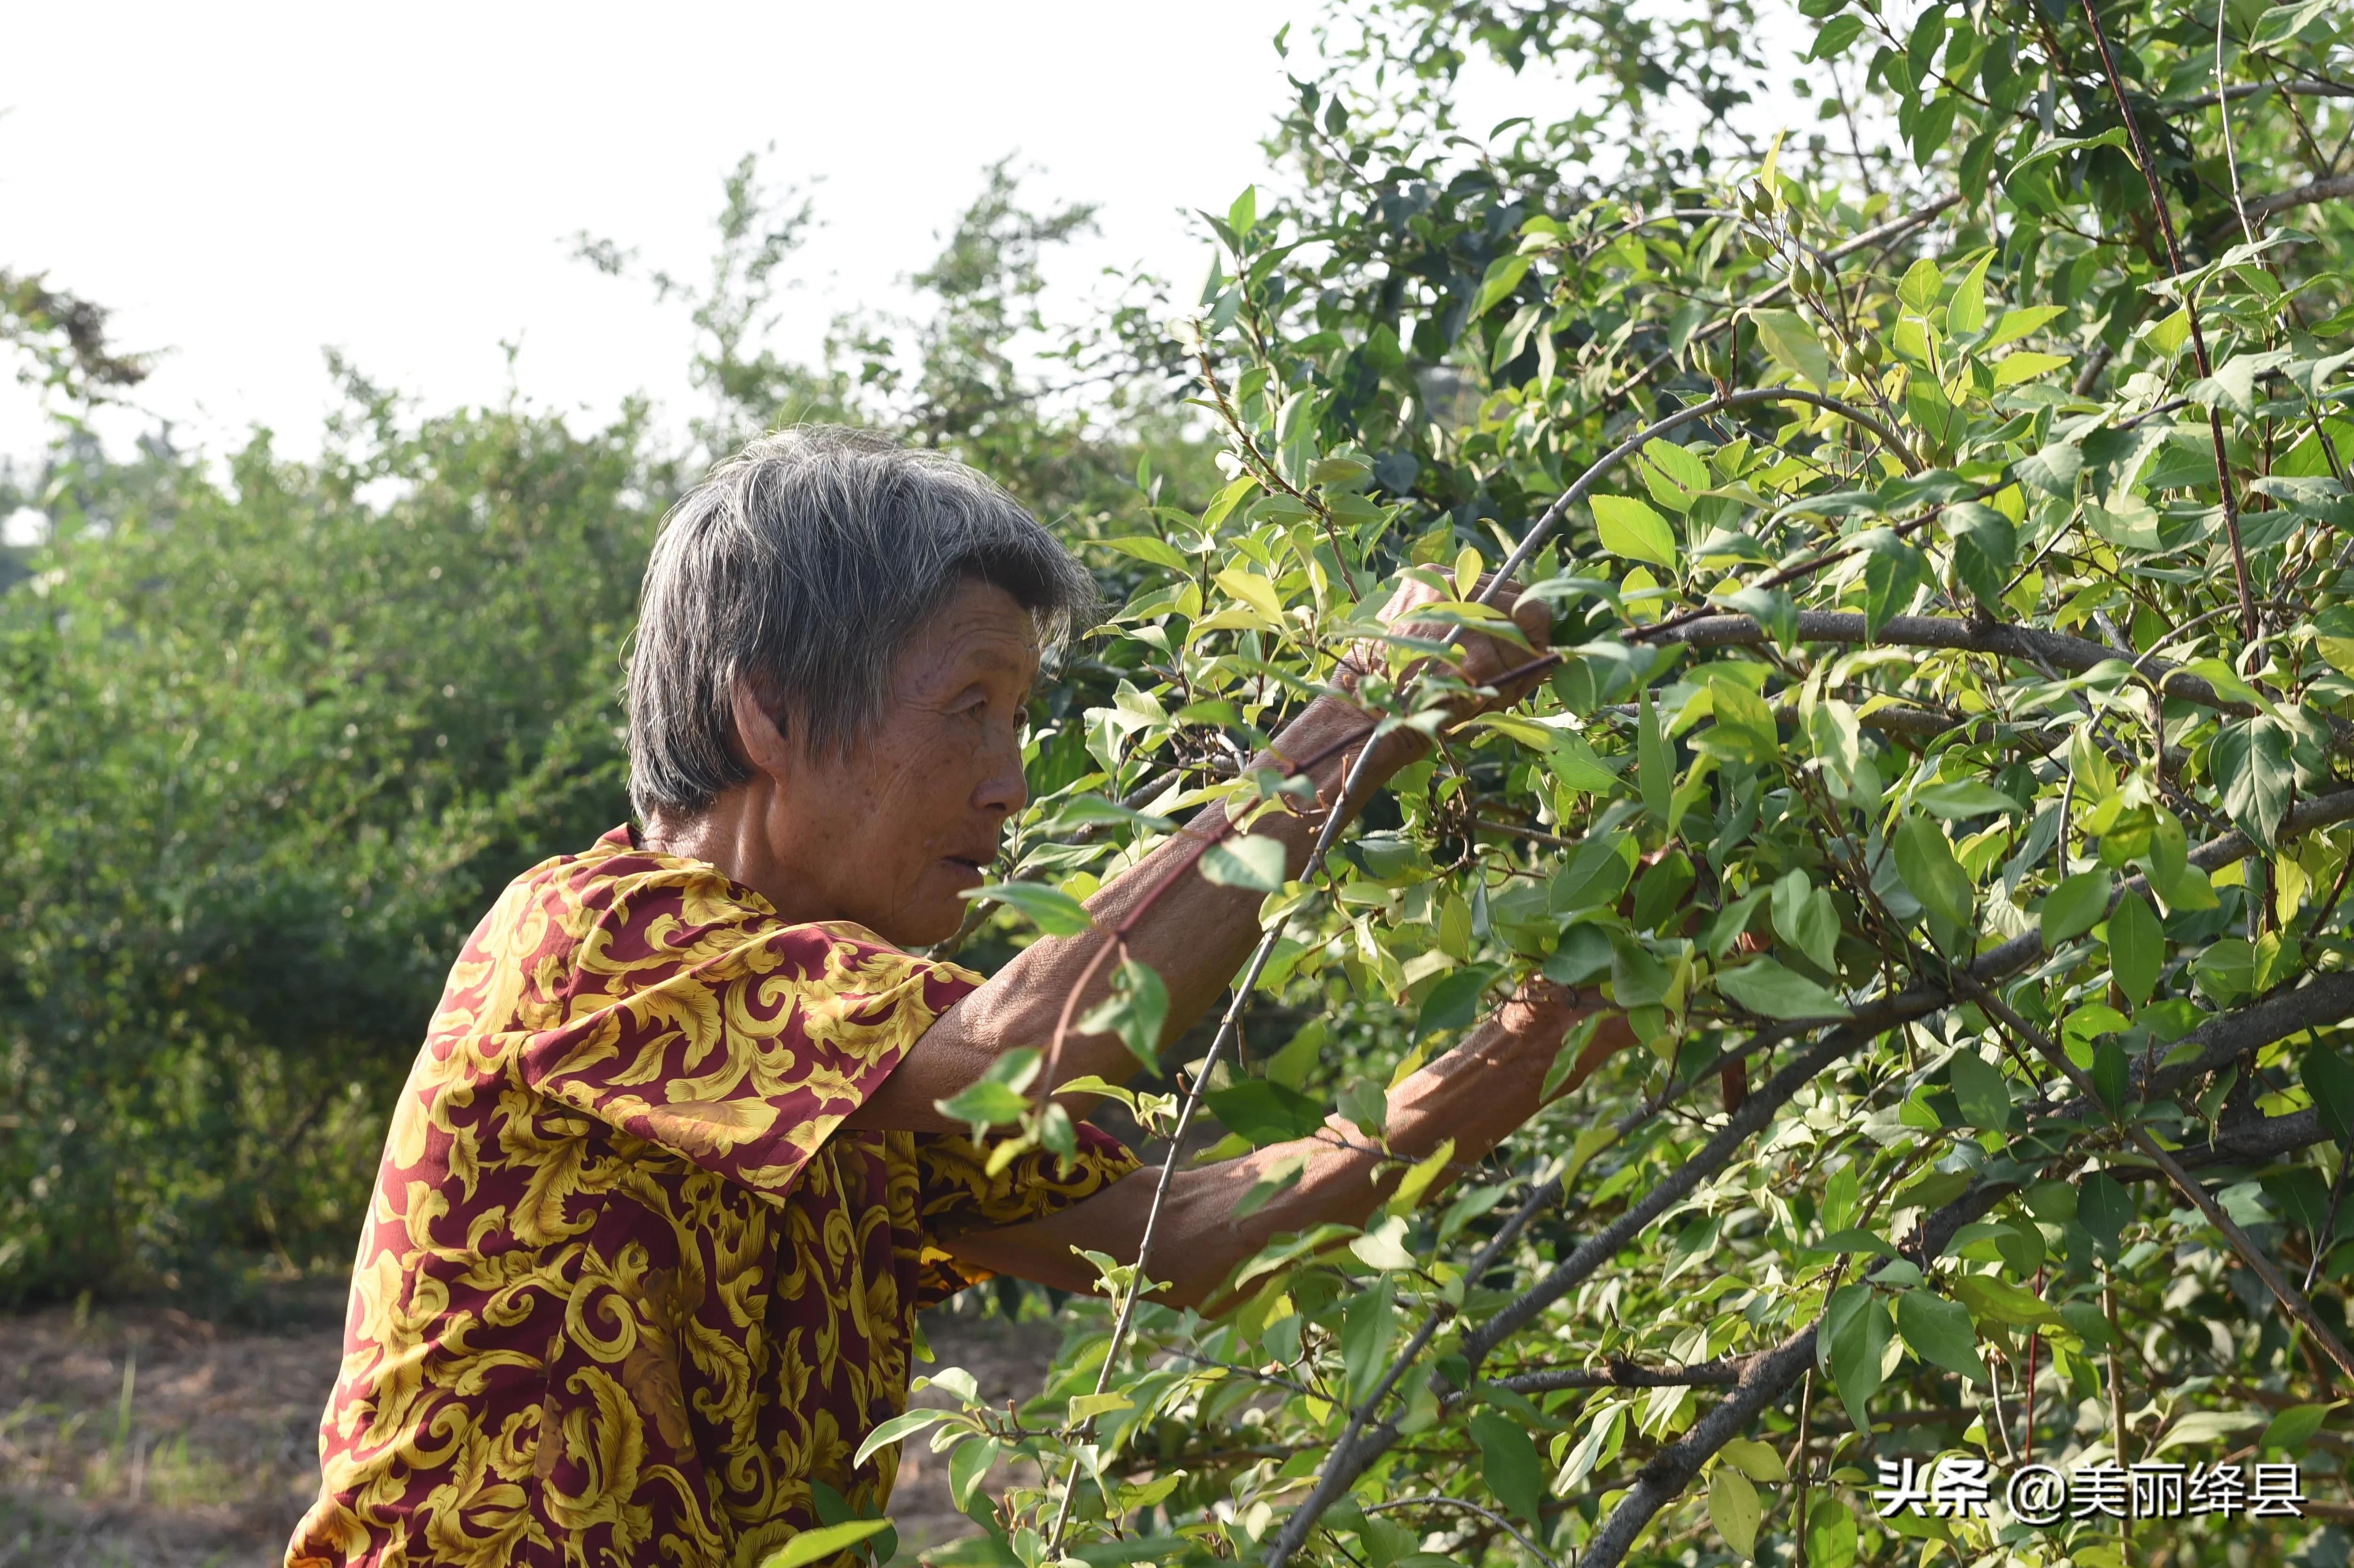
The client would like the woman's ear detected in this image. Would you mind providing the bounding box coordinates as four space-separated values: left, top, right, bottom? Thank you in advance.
728 674 797 781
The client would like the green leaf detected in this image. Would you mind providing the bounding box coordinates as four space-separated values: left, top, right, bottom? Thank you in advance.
1474 253 1532 318
1470 1410 1546 1525
1200 834 1288 891
1697 674 1780 765
935 1047 1042 1132
1709 1465 1762 1559
1893 816 1973 926
1751 307 1834 388
1340 1275 1396 1406
2260 1403 2330 1453
2014 439 2083 496
1638 439 1712 514
1806 12 1866 58
1079 957 1171 1067
2007 127 2131 180
2107 891 2163 1007
2095 1036 2131 1113
2078 1172 2133 1255
1203 1080 1328 1146
1639 689 1672 827
1947 1049 2013 1131
2211 717 2294 848
1718 1437 1789 1483
1772 871 1841 970
2304 1048 2354 1147
1592 493 1679 569
1822 1282 1894 1423
1417 964 1500 1040
1553 835 1636 913
1856 530 1926 637
1895 1290 1987 1384
1099 535 1193 574
2152 1409 2266 1455
1945 503 2016 609
1912 780 2020 818
1985 305 2067 351
1610 937 1672 1009
1899 257 1945 315
1349 1212 1414 1268
762 1518 895 1568
947 1436 998 1511
1952 1273 2062 1326
1946 252 1992 337
1544 925 1615 988
1547 730 1624 795
965 881 1093 936
1992 350 2071 387
2188 355 2269 416
1228 185 1258 236
853 1409 955 1467
2252 0 2334 47
1805 1499 1859 1568
2040 868 2112 946
1717 956 1850 1019
1715 584 1798 646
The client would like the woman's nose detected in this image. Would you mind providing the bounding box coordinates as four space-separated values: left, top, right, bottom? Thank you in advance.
973 724 1028 819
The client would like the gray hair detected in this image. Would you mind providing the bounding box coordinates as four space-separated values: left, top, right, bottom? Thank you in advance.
626 425 1098 820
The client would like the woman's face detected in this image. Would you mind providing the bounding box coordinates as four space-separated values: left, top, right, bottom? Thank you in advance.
762 578 1040 948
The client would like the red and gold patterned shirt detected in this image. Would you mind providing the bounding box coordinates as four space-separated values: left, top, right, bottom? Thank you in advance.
286 827 1136 1568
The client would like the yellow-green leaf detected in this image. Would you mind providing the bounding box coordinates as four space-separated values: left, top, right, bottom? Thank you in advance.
1067 1390 1134 1422
1709 1466 1762 1559
1986 305 2066 351
1719 1436 1789 1483
1750 307 1834 388
761 1519 894 1568
1993 351 2072 386
1390 1137 1456 1213
1592 494 1679 569
1213 566 1285 619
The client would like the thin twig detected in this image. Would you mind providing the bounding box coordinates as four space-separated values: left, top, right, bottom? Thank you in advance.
1044 740 1389 1552
2077 0 2258 644
1360 1496 1561 1568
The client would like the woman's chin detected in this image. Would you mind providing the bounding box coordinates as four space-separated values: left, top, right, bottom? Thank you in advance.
889 886 975 951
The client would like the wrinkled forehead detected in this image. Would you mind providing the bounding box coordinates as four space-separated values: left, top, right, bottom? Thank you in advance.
895 578 1049 689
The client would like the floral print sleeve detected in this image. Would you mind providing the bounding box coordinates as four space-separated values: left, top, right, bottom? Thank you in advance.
908 1129 1142 1304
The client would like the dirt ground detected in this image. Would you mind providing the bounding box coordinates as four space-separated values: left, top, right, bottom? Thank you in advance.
0 1293 1059 1568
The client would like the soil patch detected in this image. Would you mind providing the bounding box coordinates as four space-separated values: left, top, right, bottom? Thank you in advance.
0 1296 1057 1567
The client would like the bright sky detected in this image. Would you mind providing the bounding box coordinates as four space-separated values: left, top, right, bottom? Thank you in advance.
0 1 1337 480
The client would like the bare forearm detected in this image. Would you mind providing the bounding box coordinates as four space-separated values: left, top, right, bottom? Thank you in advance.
845 695 1415 1130
944 981 1625 1306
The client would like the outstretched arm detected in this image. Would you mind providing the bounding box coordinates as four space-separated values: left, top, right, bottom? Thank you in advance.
844 574 1550 1133
939 980 1639 1309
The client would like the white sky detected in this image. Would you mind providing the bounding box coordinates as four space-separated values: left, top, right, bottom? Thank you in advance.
3 0 1821 534
0 1 1337 476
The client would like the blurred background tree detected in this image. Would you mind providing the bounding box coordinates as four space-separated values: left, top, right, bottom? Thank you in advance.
0 159 1211 1309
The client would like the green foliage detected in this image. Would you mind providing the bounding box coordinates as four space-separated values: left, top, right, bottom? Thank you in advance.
898 0 2354 1563
0 393 669 1302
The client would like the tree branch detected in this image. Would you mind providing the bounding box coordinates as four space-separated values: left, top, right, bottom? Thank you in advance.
1486 387 1925 597
1573 1175 2013 1568
2246 173 2354 222
1654 610 2299 729
1488 1357 1751 1393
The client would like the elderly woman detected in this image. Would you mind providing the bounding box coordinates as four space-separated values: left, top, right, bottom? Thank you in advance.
287 427 1623 1568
